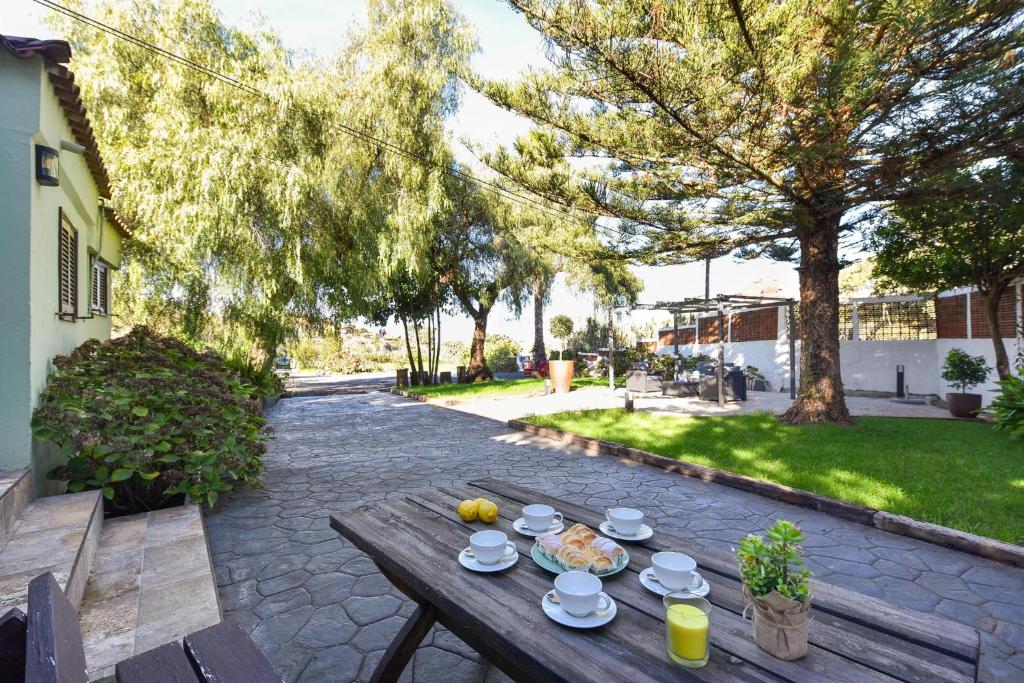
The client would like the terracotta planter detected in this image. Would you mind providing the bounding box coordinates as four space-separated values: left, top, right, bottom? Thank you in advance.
946 392 982 418
548 360 575 394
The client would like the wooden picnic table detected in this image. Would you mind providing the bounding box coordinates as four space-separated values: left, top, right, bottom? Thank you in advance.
330 478 984 683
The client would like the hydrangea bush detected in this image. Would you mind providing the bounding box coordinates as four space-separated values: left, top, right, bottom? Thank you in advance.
32 327 269 513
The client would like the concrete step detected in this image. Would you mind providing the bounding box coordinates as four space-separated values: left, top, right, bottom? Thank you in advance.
79 504 221 681
0 469 32 538
0 489 103 615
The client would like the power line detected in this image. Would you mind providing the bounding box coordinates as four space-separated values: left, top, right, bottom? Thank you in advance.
31 0 636 248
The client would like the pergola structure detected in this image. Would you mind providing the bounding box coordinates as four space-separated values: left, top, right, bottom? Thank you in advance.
634 294 798 406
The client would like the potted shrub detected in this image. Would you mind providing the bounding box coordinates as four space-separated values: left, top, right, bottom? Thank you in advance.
736 520 812 660
941 348 991 418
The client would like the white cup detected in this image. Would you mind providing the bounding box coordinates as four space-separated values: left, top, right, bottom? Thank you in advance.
522 504 563 532
469 530 517 565
606 507 644 535
554 571 612 618
651 552 700 591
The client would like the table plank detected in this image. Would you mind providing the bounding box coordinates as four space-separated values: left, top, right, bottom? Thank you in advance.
411 489 951 683
421 485 975 683
332 499 775 683
470 477 980 665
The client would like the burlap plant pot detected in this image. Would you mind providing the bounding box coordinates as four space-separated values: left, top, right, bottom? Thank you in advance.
743 587 812 660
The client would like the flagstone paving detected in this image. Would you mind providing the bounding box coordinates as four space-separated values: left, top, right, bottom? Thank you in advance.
204 390 1024 682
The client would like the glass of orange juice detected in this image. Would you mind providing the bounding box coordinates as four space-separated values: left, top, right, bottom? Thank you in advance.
664 592 711 668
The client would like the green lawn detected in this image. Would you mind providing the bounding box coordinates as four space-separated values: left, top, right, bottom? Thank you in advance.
402 376 621 400
523 409 1024 544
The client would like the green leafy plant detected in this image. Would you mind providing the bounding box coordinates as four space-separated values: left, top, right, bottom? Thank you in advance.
735 520 812 602
223 353 284 400
682 353 716 371
32 327 270 514
991 372 1024 439
550 315 574 352
745 365 766 381
941 348 991 393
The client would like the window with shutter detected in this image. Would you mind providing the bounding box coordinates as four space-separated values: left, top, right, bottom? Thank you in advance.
91 258 109 315
58 210 78 321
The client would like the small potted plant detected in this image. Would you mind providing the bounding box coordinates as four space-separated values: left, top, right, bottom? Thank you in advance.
735 520 812 660
941 348 991 418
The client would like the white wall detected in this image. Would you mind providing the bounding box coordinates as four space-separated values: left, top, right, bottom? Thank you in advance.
659 336 1018 405
839 340 937 396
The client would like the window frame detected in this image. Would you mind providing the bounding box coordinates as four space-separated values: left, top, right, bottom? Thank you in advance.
57 208 78 322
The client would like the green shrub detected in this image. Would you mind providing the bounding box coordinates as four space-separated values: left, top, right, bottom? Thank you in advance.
223 353 283 400
941 348 991 393
653 354 676 376
484 334 522 371
682 353 715 371
992 372 1024 439
32 327 269 513
736 520 812 602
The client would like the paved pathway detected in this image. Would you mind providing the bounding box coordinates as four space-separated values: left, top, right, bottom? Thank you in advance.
205 390 1024 682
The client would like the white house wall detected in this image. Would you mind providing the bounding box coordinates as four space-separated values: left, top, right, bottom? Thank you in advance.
658 334 1018 406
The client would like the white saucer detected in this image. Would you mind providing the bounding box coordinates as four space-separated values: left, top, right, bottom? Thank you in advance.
599 520 654 541
458 547 518 573
541 590 616 628
639 567 709 598
513 518 564 537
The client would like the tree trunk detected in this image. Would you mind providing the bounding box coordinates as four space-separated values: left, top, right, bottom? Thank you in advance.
467 310 494 382
531 275 547 363
400 313 417 385
434 306 442 379
413 319 425 383
981 286 1011 380
781 220 853 425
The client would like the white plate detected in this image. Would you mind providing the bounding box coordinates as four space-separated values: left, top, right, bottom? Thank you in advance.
458 547 518 573
599 520 654 542
513 517 565 537
541 590 616 628
639 567 709 598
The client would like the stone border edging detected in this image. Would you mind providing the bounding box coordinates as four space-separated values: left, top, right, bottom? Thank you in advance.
390 387 461 406
507 418 1024 568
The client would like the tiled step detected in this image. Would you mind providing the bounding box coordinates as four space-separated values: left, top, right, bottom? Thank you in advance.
0 469 32 537
0 489 103 614
80 504 222 681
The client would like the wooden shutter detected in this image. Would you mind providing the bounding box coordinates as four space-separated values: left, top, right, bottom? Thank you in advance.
91 259 109 315
99 263 108 314
58 210 78 319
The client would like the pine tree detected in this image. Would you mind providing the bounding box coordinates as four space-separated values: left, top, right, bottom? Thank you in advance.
475 0 1023 423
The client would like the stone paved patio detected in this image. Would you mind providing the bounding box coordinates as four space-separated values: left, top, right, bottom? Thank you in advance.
205 389 1024 682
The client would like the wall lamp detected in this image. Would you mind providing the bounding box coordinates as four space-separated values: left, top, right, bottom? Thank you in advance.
35 144 59 186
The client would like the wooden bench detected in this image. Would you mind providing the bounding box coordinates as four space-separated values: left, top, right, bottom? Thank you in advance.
0 572 282 683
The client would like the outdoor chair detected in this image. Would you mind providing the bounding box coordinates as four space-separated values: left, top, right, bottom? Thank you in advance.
626 368 663 394
698 368 748 402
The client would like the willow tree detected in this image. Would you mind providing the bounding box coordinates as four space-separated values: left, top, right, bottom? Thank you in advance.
49 0 356 362
476 0 1023 423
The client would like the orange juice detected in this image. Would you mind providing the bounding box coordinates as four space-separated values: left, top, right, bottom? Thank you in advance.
666 603 709 665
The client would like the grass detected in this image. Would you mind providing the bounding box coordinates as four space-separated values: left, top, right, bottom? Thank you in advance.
401 376 622 400
523 409 1024 544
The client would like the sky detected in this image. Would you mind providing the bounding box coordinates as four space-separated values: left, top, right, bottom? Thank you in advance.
3 0 799 348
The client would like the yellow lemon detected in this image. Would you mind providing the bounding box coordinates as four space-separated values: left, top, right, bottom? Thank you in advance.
474 497 487 509
458 499 479 522
478 500 499 524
